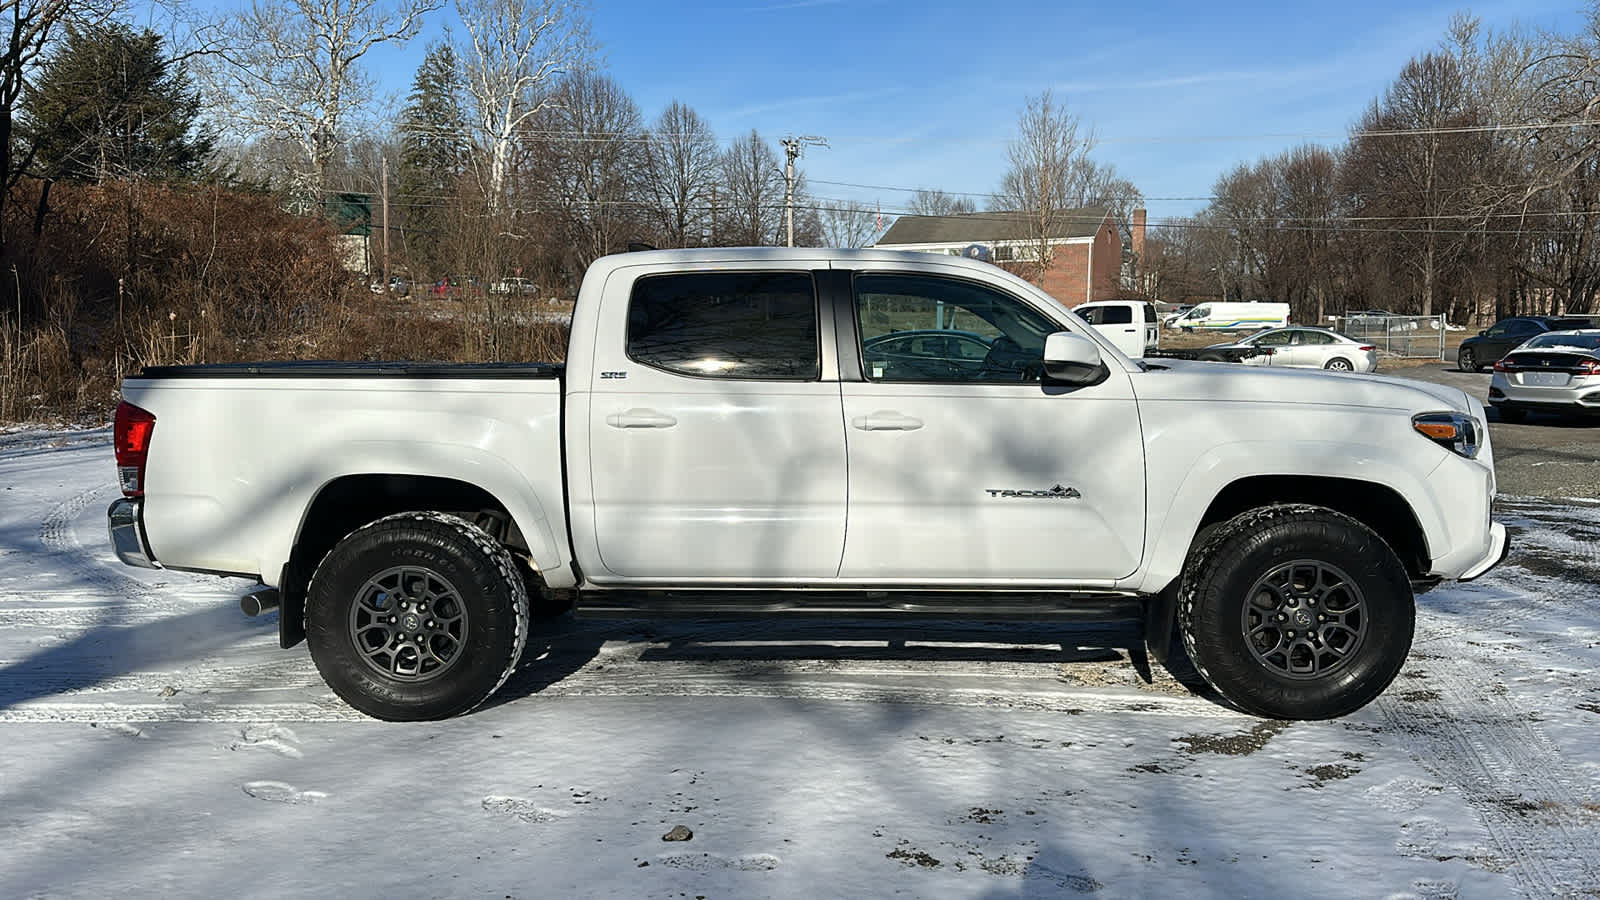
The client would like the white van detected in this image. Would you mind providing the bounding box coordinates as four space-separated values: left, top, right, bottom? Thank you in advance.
1168 301 1290 333
1072 300 1160 359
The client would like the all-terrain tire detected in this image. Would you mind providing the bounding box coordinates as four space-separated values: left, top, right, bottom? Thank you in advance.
306 511 529 721
1177 504 1414 720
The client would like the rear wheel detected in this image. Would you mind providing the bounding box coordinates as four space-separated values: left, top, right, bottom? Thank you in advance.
306 511 529 721
1178 504 1414 720
1324 357 1353 371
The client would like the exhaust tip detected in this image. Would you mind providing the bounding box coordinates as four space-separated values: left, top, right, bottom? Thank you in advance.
240 587 281 617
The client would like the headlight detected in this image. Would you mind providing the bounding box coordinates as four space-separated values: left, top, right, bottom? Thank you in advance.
1413 411 1482 459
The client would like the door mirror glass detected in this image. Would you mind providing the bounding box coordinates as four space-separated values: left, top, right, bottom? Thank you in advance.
1042 332 1107 385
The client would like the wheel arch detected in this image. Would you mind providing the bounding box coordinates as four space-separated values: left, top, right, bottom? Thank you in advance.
276 473 550 649
1195 476 1430 576
1142 472 1432 664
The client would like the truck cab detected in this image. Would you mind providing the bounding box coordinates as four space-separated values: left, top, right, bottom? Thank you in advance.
1071 300 1160 359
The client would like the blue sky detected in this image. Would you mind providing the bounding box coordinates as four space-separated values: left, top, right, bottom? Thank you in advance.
211 0 1585 220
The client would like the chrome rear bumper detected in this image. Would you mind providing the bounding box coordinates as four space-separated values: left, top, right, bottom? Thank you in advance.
107 499 160 569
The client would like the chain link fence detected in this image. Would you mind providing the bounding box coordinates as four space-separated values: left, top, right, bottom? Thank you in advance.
1330 314 1447 359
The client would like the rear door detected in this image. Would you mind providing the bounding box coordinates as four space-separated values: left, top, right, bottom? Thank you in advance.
840 267 1145 582
582 267 848 581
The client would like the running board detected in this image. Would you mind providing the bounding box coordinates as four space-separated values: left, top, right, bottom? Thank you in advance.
575 589 1145 622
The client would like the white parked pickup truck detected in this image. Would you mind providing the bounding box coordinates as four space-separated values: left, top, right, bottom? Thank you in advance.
108 249 1508 721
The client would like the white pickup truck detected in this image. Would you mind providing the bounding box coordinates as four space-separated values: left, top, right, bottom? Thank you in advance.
108 248 1508 722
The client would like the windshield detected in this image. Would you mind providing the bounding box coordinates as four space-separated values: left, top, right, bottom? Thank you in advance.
1523 332 1600 351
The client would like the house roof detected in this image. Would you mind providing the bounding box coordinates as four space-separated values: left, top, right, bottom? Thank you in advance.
876 207 1111 246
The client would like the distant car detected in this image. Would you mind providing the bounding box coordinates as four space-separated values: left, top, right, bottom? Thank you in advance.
490 276 539 296
1205 327 1378 373
430 276 483 298
860 329 995 380
1457 316 1597 372
1487 329 1600 423
370 276 409 295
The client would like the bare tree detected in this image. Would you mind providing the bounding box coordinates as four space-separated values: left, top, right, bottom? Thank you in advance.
641 100 718 248
817 200 885 248
993 91 1100 282
1342 53 1484 316
1 0 118 257
527 69 644 268
718 130 783 246
207 0 442 209
908 188 975 217
455 0 589 207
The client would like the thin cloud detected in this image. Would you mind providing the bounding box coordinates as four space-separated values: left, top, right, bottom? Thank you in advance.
719 86 904 121
744 0 851 10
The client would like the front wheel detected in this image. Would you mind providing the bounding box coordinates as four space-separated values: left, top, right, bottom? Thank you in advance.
306 511 529 721
1458 347 1479 373
1178 505 1414 720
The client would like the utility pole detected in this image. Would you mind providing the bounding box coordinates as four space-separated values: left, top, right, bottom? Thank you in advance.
380 157 391 292
781 135 827 247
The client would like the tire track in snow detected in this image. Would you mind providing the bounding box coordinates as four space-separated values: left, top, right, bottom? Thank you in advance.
1378 630 1600 896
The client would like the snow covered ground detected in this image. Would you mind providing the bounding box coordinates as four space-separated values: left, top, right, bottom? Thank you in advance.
2 429 1598 899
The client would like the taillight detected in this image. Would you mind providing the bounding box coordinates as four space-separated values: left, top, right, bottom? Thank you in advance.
114 401 156 497
1493 360 1510 373
1578 360 1600 375
1358 346 1375 352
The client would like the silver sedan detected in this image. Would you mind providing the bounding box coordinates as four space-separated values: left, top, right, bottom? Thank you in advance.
1206 327 1379 372
1487 329 1600 423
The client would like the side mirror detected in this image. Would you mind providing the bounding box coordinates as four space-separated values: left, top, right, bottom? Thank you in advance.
1043 332 1107 385
1478 330 1486 337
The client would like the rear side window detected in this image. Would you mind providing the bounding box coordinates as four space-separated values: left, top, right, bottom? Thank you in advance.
626 272 819 380
1079 305 1133 325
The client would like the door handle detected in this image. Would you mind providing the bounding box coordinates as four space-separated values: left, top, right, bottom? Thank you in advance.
606 408 678 429
851 412 924 431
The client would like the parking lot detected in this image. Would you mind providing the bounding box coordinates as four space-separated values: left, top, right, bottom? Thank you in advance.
1389 361 1600 499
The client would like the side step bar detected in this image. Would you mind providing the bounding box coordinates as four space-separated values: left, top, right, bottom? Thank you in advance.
576 589 1144 622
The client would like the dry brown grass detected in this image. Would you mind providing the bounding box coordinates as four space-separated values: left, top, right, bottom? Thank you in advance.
0 181 573 425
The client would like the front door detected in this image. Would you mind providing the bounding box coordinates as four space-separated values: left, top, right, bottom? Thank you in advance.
584 269 848 581
840 268 1146 582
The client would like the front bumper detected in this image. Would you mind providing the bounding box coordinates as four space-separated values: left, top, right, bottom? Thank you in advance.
1458 521 1508 582
107 499 160 569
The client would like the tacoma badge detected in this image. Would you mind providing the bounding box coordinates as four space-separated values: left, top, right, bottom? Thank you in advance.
986 484 1081 499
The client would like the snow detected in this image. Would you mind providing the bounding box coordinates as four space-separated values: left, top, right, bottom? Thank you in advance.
2 432 1599 898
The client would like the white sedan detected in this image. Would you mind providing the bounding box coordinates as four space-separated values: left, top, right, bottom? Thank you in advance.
1206 327 1379 372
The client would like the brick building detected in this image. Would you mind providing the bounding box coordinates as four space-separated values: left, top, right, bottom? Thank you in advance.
873 207 1138 305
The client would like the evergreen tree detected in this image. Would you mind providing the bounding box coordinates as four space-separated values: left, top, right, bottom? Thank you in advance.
20 24 214 183
398 41 468 273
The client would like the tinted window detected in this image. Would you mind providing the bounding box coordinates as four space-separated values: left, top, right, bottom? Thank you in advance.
1526 332 1600 350
1143 303 1158 323
1080 305 1133 325
856 274 1059 383
627 272 819 379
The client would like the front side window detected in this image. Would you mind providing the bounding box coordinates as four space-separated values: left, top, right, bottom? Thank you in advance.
627 272 819 380
1253 330 1295 347
855 274 1060 383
